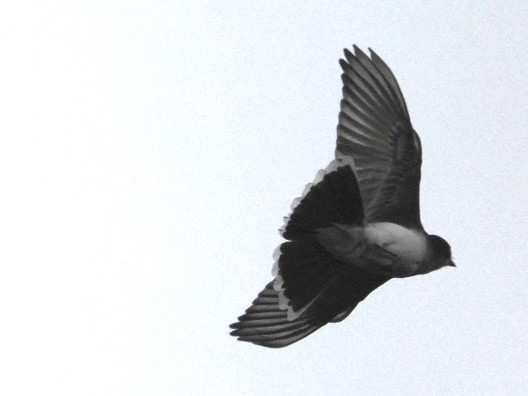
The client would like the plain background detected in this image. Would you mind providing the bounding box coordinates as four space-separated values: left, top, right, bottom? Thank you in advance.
1 1 527 395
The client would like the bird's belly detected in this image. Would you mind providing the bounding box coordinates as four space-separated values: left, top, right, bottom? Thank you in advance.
364 222 428 264
316 222 428 277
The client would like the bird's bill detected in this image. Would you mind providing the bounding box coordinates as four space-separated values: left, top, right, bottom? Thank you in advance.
448 260 456 267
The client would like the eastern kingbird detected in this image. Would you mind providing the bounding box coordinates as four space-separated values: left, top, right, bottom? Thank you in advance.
230 46 455 348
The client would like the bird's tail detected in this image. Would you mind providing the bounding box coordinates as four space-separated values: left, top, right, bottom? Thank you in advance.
231 160 388 347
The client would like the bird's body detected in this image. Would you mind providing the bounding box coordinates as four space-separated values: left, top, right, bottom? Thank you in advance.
230 46 454 348
317 222 429 278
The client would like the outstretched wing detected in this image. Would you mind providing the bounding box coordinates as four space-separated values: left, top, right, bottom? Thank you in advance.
336 46 423 229
230 161 390 348
230 260 389 348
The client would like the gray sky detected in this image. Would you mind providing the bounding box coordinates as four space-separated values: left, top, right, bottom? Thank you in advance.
1 1 527 395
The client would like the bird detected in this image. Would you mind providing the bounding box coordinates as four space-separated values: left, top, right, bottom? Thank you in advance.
230 45 455 348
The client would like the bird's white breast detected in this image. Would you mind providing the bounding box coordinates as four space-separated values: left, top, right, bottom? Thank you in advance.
364 222 428 263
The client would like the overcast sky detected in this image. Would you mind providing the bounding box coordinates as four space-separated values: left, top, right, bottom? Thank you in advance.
1 1 527 395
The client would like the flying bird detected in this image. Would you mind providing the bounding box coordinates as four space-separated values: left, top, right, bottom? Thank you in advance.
230 45 455 348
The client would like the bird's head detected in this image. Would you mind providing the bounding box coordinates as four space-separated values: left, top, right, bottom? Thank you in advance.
428 234 456 268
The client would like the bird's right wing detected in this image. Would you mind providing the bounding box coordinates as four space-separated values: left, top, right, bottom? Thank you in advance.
336 46 423 229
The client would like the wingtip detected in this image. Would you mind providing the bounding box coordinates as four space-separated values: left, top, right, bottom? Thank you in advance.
338 58 349 70
368 47 381 63
230 325 241 337
353 45 368 59
343 47 354 61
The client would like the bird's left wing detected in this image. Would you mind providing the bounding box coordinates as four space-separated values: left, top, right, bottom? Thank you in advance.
230 260 389 348
230 161 390 348
336 46 423 228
